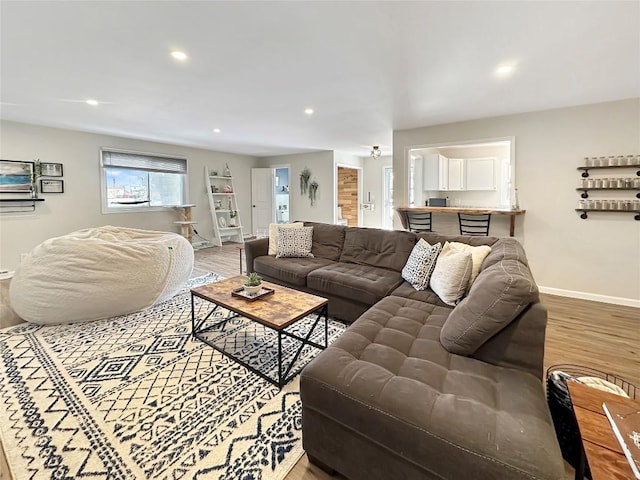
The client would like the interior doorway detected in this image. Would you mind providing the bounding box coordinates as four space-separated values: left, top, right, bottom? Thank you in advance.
251 165 290 236
336 166 361 226
383 166 394 229
273 167 290 224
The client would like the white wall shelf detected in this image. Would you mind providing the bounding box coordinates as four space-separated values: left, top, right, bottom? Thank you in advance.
205 167 244 245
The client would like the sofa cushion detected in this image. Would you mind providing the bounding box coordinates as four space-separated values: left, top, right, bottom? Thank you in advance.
440 240 540 355
481 237 529 269
430 247 472 306
303 221 347 261
390 282 450 308
417 232 499 249
301 295 564 480
276 226 314 258
401 239 442 291
307 263 403 306
446 241 492 289
268 222 303 255
254 256 335 286
340 228 416 272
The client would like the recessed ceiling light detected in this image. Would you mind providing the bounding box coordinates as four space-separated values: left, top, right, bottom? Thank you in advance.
86 99 99 106
171 51 188 61
212 128 221 133
496 64 515 76
304 108 314 115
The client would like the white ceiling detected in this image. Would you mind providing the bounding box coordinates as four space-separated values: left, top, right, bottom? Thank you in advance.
1 1 639 157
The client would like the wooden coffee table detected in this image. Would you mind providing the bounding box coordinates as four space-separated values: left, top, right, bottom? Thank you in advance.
190 276 329 389
567 381 637 480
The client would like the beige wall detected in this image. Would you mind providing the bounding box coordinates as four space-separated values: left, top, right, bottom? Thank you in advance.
394 98 640 305
259 151 335 224
0 121 260 272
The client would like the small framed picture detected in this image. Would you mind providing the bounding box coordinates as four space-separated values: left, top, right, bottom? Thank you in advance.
40 162 63 177
40 179 64 193
0 159 33 192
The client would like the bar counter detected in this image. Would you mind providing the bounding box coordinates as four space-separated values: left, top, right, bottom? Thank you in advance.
396 206 526 237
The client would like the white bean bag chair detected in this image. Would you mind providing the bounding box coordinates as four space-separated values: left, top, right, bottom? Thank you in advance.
9 226 194 324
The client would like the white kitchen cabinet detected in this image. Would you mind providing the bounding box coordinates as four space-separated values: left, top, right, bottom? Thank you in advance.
466 158 496 190
447 158 466 191
423 153 449 190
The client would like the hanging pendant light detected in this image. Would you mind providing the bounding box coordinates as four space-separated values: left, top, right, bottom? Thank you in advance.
370 146 382 159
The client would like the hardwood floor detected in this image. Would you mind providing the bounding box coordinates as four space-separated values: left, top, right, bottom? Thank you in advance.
195 243 639 480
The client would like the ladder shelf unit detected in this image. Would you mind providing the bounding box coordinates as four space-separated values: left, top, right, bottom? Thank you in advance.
205 168 244 246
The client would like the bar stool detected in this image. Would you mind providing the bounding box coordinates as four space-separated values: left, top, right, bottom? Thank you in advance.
458 213 491 236
405 212 433 233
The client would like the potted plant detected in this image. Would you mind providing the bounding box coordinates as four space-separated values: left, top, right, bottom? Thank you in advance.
243 272 262 294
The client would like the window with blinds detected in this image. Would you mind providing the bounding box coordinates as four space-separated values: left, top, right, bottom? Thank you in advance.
100 148 187 212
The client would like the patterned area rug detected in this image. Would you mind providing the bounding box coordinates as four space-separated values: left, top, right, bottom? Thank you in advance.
0 273 346 480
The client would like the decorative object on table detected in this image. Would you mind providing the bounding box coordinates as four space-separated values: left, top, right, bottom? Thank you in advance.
223 184 233 193
0 159 34 193
309 180 319 206
232 285 274 301
211 185 219 193
602 401 640 478
0 272 346 480
40 162 63 177
223 163 231 177
40 179 64 194
243 272 263 294
218 216 227 228
300 167 311 194
215 199 222 209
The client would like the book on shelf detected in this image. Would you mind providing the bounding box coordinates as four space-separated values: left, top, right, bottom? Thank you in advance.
602 400 640 479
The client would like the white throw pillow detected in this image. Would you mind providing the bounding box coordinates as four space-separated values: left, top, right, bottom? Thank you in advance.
276 226 314 258
268 222 303 255
448 241 491 289
430 244 473 306
401 239 442 291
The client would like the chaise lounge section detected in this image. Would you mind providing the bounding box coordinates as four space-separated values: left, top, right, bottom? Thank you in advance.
244 222 564 479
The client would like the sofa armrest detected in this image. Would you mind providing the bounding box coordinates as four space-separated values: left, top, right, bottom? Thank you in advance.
471 302 547 379
244 238 269 274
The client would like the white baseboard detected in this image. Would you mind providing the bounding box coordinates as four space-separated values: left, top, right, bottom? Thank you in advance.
539 286 640 308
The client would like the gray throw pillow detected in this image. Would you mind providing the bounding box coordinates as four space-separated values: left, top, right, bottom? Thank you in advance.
401 239 442 291
440 257 539 355
276 226 314 258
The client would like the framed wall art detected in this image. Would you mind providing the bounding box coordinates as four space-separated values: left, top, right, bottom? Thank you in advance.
40 179 64 194
40 162 64 177
0 160 34 193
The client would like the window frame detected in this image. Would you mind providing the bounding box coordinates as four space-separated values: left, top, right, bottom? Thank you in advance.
99 148 188 214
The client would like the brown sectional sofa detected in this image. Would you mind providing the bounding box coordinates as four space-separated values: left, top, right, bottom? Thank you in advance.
244 222 564 480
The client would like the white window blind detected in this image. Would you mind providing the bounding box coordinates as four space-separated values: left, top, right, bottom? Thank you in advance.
101 150 187 174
